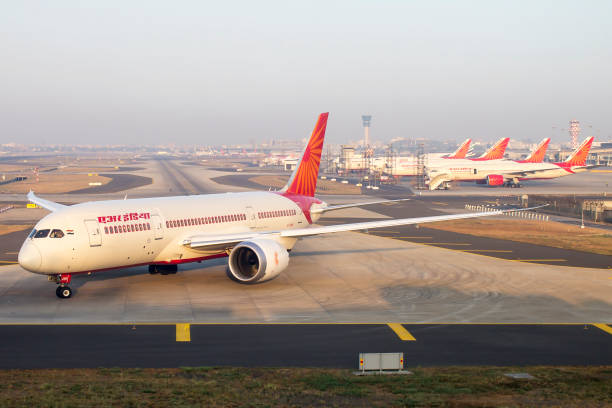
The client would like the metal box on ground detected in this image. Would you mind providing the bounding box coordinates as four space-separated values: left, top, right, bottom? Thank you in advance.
356 352 411 375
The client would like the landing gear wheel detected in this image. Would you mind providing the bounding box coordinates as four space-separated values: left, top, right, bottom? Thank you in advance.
56 286 72 299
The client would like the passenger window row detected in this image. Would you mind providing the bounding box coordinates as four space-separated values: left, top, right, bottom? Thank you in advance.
166 213 246 229
104 223 151 234
258 209 296 219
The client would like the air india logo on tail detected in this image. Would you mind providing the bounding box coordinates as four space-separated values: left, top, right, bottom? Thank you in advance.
565 137 594 167
478 137 510 160
522 138 551 163
447 139 471 159
284 113 329 197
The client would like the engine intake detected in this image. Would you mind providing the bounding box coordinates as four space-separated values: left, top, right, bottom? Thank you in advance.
228 239 289 284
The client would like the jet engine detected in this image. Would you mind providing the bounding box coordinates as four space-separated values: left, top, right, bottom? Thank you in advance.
486 175 504 186
228 239 289 284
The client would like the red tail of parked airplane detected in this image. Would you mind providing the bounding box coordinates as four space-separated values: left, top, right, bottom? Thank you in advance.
282 113 329 197
445 139 471 159
473 137 510 160
521 138 550 163
561 137 594 167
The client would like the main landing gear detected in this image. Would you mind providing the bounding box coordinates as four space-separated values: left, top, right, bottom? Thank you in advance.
51 274 73 299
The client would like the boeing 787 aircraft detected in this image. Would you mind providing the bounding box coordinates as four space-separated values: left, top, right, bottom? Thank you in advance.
19 113 536 298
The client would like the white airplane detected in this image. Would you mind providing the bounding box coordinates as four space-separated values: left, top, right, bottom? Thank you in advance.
426 137 594 190
19 113 538 298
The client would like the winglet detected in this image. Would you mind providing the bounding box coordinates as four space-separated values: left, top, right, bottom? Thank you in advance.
281 113 329 197
564 137 594 167
27 191 66 212
477 137 510 160
522 138 551 163
446 139 471 159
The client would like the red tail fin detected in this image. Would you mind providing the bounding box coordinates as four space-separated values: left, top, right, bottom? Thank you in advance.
282 113 328 197
477 137 510 160
523 138 550 163
446 139 471 159
564 137 594 166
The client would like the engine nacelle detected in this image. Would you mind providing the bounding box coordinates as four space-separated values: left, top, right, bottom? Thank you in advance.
228 239 289 284
486 174 504 186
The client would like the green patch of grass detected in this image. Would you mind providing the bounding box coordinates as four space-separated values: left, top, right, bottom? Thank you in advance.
0 366 610 407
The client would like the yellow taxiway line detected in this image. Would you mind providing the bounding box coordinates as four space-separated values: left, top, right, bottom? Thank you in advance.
592 324 612 335
387 323 416 341
176 323 191 342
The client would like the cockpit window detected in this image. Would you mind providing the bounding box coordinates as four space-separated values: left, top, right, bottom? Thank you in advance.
34 229 50 238
28 229 37 239
49 229 64 238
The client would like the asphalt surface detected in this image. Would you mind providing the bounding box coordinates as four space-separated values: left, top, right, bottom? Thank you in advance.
0 323 610 368
69 173 152 194
0 229 29 265
318 197 612 269
156 158 214 195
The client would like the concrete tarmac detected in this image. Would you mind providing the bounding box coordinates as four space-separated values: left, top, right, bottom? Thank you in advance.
1 232 610 324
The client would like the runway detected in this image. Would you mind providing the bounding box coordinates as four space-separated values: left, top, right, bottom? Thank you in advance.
1 323 610 368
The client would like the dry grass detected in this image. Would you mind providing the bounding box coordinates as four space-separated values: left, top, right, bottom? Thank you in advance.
57 166 121 173
425 218 612 256
0 366 610 407
0 173 111 194
0 164 33 172
0 224 31 236
251 175 361 195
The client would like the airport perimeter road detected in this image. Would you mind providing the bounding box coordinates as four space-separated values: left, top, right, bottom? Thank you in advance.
0 323 610 369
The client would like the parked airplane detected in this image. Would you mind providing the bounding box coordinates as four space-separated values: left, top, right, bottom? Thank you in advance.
19 113 538 298
383 137 512 177
426 137 594 190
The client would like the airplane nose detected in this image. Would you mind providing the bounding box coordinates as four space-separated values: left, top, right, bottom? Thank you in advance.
18 243 41 272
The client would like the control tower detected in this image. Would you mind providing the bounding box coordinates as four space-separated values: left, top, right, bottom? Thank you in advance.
569 120 580 149
361 115 372 147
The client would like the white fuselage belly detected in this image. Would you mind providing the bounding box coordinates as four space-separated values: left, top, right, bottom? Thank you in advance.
22 191 319 275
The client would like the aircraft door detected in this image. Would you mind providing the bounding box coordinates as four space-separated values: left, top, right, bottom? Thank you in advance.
151 215 164 239
245 206 257 229
84 219 102 247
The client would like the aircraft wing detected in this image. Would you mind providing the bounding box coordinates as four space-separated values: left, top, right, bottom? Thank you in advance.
27 191 66 212
310 198 410 214
184 205 546 249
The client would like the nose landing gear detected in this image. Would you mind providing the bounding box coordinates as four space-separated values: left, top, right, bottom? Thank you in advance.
56 286 72 299
50 274 73 299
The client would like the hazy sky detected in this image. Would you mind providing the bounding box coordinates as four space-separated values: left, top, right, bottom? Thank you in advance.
1 1 610 145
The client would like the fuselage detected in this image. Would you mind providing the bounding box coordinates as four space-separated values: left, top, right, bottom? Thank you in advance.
18 191 324 276
425 159 585 184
